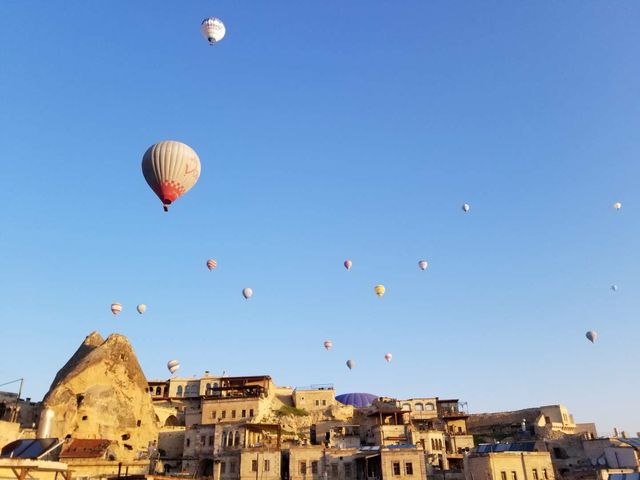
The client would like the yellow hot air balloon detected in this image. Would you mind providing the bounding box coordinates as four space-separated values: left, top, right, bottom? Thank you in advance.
374 285 385 297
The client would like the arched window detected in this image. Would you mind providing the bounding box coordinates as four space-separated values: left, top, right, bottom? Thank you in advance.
206 383 211 395
234 431 241 447
222 432 227 447
415 403 424 411
155 386 162 396
425 403 435 411
402 403 411 410
177 385 183 396
227 432 233 447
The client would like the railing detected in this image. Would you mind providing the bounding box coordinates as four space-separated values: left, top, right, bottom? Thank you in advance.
294 384 335 391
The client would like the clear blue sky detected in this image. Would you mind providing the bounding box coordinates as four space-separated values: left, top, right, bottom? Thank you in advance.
0 1 638 436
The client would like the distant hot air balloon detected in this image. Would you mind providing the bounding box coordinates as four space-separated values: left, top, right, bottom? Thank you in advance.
346 360 354 370
242 288 253 299
344 260 352 270
142 141 201 212
374 285 385 297
201 17 226 45
167 360 180 374
585 331 597 344
611 285 618 292
462 203 470 213
207 259 217 271
111 303 122 315
384 353 392 363
418 260 428 271
324 340 333 351
614 202 622 210
137 304 147 314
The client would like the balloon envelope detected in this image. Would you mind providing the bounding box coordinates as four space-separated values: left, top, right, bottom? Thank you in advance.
142 141 201 211
167 360 180 374
243 288 253 299
111 303 122 315
611 285 618 292
462 203 470 212
324 340 333 351
614 202 622 210
344 260 352 270
336 393 378 407
585 331 597 343
346 360 354 370
207 259 217 271
385 353 392 362
137 304 146 314
374 285 385 297
418 260 428 270
201 17 226 44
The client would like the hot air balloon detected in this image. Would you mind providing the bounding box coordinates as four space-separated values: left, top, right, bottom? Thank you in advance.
344 260 352 270
614 202 622 210
242 288 253 299
137 304 147 314
111 303 122 315
585 331 597 344
324 340 333 351
207 259 217 271
167 360 180 374
611 285 618 292
142 141 201 212
201 17 226 45
462 203 470 213
346 360 354 370
374 285 385 297
384 353 392 363
418 260 428 270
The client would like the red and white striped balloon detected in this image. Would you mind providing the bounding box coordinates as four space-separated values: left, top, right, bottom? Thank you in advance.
206 259 217 271
111 303 122 315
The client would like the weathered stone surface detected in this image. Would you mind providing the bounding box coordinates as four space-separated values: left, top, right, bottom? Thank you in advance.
42 332 159 461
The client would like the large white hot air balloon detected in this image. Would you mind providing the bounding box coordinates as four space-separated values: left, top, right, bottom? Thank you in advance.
418 260 428 270
613 202 622 211
462 203 470 213
242 288 253 300
201 18 226 45
137 304 147 314
384 353 392 363
585 331 597 344
324 340 333 351
111 303 122 315
167 360 180 374
142 141 201 212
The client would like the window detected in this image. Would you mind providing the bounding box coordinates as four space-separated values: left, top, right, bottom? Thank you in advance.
232 410 236 419
511 472 517 480
431 439 436 450
345 463 353 477
208 435 214 446
545 416 551 425
543 470 549 480
211 411 217 419
405 463 413 475
322 400 327 406
186 438 190 447
221 432 227 446
300 461 307 474
155 386 161 395
234 431 240 446
316 400 320 406
311 461 318 474
252 460 258 472
532 470 539 480
425 403 435 411
415 403 424 411
220 462 226 474
393 462 401 475
242 409 246 418
177 386 183 396
501 472 507 480
249 409 254 417
264 460 270 472
221 410 226 419
200 435 206 446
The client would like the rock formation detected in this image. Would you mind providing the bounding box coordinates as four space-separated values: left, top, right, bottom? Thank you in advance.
42 332 159 461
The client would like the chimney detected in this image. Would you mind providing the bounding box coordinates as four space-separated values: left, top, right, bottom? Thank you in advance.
204 371 210 376
622 431 629 439
614 427 620 437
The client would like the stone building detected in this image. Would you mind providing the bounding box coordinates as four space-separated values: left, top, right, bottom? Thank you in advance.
464 444 555 480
